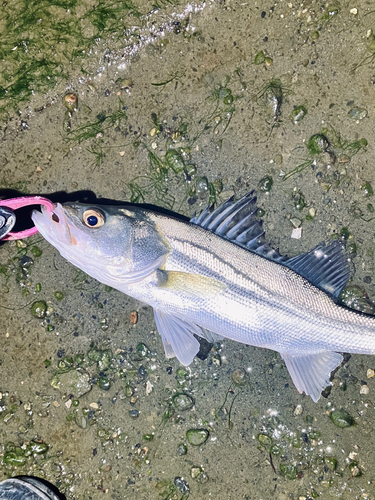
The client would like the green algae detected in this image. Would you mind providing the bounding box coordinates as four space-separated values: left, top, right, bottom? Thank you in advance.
307 134 329 156
66 102 128 145
361 181 373 197
127 141 223 210
351 34 375 73
254 50 266 65
134 342 151 360
283 127 367 181
98 376 111 391
3 451 26 466
2 439 49 467
30 246 43 258
151 72 184 88
0 0 141 118
87 347 113 370
321 4 340 22
279 463 298 480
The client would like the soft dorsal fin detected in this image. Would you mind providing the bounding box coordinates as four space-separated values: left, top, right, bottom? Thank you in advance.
285 240 350 299
190 191 287 263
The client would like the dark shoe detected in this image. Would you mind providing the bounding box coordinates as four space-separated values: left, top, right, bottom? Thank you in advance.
0 476 65 500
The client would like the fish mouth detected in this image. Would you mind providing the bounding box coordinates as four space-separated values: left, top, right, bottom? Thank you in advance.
32 203 83 249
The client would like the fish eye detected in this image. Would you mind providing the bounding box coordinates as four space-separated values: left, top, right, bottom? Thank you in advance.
82 209 105 228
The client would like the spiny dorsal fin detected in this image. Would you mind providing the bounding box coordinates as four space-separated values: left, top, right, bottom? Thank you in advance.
190 191 287 263
191 192 350 299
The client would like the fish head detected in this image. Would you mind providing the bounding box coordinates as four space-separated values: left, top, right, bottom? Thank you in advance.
32 202 169 286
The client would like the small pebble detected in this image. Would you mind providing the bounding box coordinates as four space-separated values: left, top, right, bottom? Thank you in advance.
291 227 302 239
360 385 369 395
130 311 138 324
195 177 209 199
172 393 194 411
64 93 78 111
186 428 209 446
120 78 133 89
231 368 247 386
174 477 189 495
350 8 357 14
176 443 188 456
191 466 203 479
348 107 367 120
51 369 92 397
367 368 375 378
290 218 302 228
31 300 47 318
329 409 354 428
324 456 337 471
257 433 272 445
294 404 303 416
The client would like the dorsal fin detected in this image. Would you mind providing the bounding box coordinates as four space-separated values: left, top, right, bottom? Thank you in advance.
191 192 350 299
190 191 287 263
285 240 350 299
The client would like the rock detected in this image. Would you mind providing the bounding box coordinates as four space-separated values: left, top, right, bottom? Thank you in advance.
51 369 92 397
186 428 209 446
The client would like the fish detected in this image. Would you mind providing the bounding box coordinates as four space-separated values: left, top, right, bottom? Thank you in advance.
31 192 375 402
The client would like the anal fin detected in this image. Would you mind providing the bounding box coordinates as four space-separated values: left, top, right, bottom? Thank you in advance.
154 309 202 366
281 351 343 402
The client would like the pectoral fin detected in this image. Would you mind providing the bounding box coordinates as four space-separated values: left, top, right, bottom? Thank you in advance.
154 309 202 366
281 351 343 402
157 271 225 297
